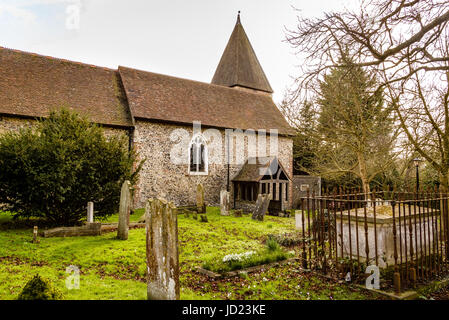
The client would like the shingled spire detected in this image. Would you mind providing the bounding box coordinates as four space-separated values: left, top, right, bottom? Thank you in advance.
211 12 273 94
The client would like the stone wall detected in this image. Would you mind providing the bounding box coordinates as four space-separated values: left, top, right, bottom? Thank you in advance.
292 175 321 209
0 116 293 210
0 116 130 147
133 120 293 209
0 116 35 133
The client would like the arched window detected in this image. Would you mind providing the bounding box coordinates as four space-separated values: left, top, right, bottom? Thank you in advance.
189 135 208 175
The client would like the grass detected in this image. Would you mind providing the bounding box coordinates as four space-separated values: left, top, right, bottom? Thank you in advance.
0 207 383 300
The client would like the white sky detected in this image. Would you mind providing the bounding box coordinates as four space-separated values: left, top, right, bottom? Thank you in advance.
0 0 358 103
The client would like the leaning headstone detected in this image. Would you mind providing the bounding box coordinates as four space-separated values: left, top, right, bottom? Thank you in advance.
196 183 205 213
220 190 230 216
234 209 243 217
192 212 198 220
145 198 179 300
117 180 131 240
87 202 94 224
252 194 272 221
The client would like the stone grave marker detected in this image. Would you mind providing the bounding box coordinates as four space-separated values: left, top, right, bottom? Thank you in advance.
87 202 94 223
32 226 39 243
117 180 131 240
234 209 243 217
145 198 179 300
196 183 205 213
220 190 230 216
252 194 272 221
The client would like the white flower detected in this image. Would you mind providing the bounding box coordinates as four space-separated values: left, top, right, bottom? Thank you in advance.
222 251 256 263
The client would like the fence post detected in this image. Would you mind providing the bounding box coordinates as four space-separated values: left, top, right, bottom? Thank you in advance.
392 200 401 294
301 198 307 269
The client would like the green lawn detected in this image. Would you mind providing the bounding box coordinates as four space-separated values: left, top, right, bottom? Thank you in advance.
0 208 382 300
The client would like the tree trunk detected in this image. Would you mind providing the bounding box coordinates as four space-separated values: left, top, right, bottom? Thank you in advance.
357 152 371 200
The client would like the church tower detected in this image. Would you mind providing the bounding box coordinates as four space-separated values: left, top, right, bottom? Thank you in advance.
211 12 273 95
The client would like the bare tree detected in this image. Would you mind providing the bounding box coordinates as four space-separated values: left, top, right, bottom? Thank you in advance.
284 0 449 190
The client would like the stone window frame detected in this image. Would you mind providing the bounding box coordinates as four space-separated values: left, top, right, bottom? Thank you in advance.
188 134 208 176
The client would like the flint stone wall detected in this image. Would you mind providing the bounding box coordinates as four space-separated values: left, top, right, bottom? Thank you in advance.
0 116 293 210
133 121 293 209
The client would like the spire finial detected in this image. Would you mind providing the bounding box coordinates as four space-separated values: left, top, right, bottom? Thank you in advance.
237 11 241 24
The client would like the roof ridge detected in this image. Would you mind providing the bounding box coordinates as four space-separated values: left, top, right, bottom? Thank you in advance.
0 46 117 72
118 65 274 99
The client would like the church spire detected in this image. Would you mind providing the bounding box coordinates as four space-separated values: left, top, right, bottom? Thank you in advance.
211 12 273 94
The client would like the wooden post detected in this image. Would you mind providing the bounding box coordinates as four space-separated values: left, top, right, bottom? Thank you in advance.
146 198 179 300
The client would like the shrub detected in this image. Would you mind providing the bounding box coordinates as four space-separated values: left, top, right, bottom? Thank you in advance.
17 275 64 300
266 236 281 251
0 109 143 225
267 232 303 247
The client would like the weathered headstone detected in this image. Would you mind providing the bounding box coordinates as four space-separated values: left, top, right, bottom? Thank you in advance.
41 223 101 238
192 212 198 220
200 215 208 222
145 198 179 300
32 226 40 243
87 202 94 224
196 183 205 213
220 190 230 216
234 209 243 217
252 194 272 221
117 180 131 240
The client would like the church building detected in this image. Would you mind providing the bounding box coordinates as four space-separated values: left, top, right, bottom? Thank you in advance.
0 14 294 210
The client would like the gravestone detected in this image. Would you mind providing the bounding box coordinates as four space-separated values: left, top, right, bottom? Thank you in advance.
145 198 180 300
196 184 205 213
32 226 39 243
220 190 230 216
252 194 272 221
87 202 94 224
41 223 101 238
117 180 131 240
200 215 208 222
234 209 243 217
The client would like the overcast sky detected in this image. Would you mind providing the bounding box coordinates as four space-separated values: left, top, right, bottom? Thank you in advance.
0 0 358 103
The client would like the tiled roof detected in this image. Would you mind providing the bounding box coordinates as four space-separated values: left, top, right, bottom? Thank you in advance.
119 66 294 135
0 46 293 135
232 156 291 182
211 14 273 93
0 47 133 127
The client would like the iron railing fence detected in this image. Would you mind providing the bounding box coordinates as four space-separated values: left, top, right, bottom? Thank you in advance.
297 188 449 293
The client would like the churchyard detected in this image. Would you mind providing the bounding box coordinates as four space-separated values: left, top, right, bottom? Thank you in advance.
0 206 384 300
